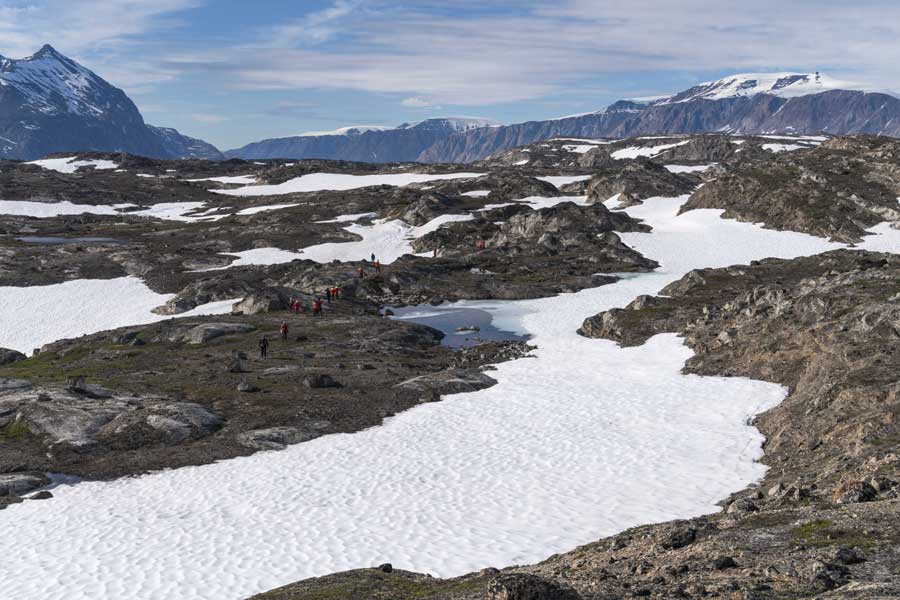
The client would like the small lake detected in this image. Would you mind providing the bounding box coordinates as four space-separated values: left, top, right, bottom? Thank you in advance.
16 236 129 245
389 304 530 348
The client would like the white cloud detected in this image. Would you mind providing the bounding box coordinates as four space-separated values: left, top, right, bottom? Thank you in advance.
401 96 437 108
191 113 228 123
0 0 202 57
189 0 900 106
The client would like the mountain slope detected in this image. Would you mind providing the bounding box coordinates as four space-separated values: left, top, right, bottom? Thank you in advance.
225 117 499 162
0 45 222 160
417 74 900 162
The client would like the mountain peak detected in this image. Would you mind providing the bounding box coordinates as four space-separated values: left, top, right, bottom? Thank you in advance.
32 44 64 60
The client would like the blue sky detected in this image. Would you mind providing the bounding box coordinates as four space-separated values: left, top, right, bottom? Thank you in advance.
2 0 899 150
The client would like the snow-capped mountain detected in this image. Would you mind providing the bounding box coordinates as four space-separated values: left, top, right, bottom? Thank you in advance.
0 45 221 160
297 125 393 137
226 117 500 161
418 73 900 162
655 72 855 104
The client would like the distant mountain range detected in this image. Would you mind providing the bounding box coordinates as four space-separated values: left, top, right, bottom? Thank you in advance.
3 50 900 165
0 45 222 160
231 72 900 163
224 117 499 162
420 74 900 163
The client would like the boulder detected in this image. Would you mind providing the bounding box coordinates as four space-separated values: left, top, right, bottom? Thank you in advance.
1 386 223 452
231 289 289 315
394 368 497 399
0 348 27 366
237 380 260 393
303 374 342 389
236 423 330 451
0 473 48 497
833 480 878 504
174 323 256 344
487 574 581 600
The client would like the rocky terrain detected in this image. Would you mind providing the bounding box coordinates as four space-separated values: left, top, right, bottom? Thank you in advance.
4 132 900 599
684 136 900 242
256 250 900 599
0 145 663 507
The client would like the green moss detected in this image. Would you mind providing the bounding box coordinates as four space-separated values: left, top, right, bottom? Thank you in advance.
0 420 31 441
792 519 833 540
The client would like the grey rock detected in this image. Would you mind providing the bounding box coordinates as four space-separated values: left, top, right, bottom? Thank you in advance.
173 323 256 344
394 368 497 399
0 348 27 366
833 480 878 504
0 386 223 452
0 473 48 497
303 374 342 389
237 423 330 451
237 380 260 393
487 573 581 600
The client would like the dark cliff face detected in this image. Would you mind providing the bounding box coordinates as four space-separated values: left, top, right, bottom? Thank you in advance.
0 45 221 160
417 90 900 163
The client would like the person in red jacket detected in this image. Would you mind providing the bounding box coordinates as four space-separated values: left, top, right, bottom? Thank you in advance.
280 321 289 342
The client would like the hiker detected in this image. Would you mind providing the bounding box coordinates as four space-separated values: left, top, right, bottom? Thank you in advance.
374 260 381 273
357 266 364 278
333 286 340 300
325 288 331 304
259 336 269 359
312 299 322 317
280 321 289 342
370 252 376 262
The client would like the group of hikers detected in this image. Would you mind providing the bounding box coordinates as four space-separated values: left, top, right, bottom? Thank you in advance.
257 279 356 358
357 253 382 278
256 254 389 358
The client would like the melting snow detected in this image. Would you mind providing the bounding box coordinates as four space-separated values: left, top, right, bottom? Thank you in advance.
535 175 593 188
0 200 132 218
211 214 475 270
0 277 237 354
611 141 689 160
664 164 717 173
762 143 810 153
186 175 259 185
26 157 118 174
1 196 884 600
315 212 378 223
215 172 485 197
461 190 491 197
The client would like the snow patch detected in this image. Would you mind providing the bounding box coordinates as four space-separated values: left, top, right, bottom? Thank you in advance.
611 141 689 160
27 157 118 174
215 172 485 197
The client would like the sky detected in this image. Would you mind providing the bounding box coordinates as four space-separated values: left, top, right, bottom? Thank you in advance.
1 0 899 150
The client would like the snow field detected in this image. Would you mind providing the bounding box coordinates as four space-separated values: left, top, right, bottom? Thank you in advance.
1 195 884 600
211 214 475 269
536 175 593 187
215 172 485 197
0 277 238 354
611 141 689 160
664 164 717 173
26 157 118 173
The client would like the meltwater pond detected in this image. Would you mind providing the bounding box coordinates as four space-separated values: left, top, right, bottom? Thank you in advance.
390 304 530 347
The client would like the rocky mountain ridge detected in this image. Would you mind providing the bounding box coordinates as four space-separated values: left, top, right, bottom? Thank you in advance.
225 117 501 162
0 45 222 160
